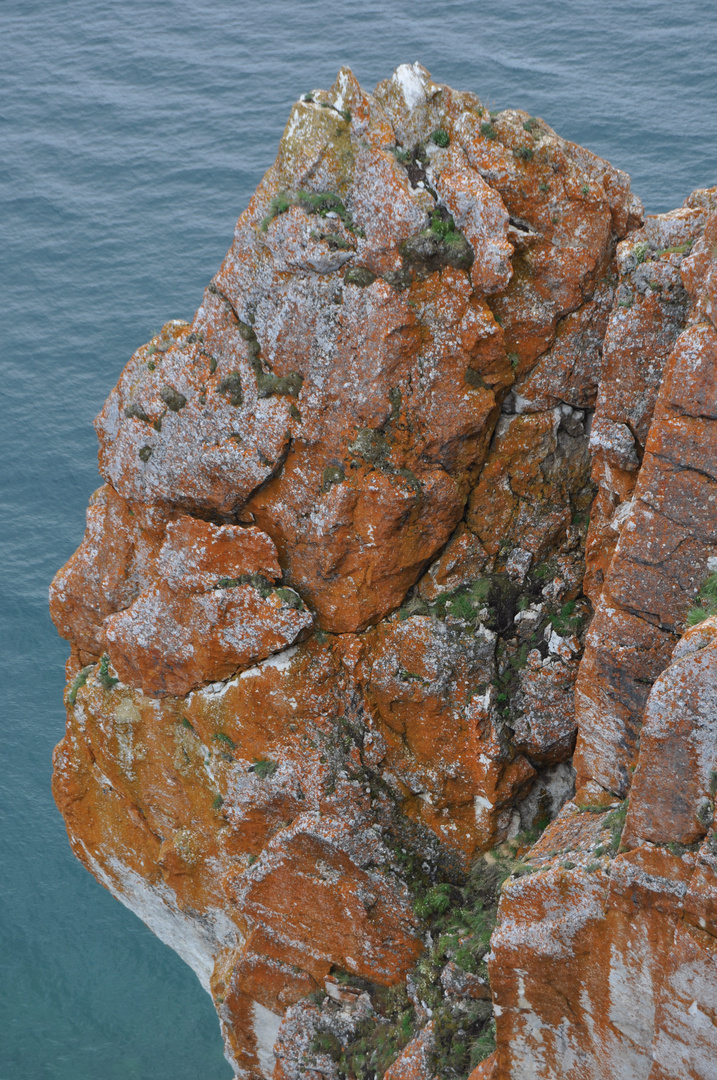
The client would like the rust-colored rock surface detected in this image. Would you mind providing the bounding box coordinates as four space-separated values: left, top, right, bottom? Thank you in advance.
574 210 717 797
488 807 717 1079
50 62 717 1080
622 615 717 848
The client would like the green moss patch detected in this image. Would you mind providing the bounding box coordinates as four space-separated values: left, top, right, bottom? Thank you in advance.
261 190 356 233
251 757 278 779
160 385 187 412
67 665 94 705
400 208 474 274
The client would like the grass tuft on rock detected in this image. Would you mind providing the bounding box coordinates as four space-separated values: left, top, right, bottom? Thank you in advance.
98 655 118 691
252 757 278 779
261 190 356 233
686 571 717 626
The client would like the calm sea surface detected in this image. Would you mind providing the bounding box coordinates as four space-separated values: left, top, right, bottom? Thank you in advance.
1 1 716 1075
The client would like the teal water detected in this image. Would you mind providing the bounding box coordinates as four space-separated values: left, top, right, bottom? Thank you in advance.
1 1 715 1076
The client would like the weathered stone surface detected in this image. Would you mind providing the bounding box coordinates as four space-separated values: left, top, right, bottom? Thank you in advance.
623 616 717 848
467 1054 497 1080
487 583 717 1080
359 613 503 858
104 582 312 697
583 195 716 603
50 483 166 656
383 1022 434 1080
574 233 717 797
466 408 593 566
53 636 426 1078
511 275 614 414
51 484 311 696
95 65 523 635
417 525 490 601
51 63 717 1080
510 647 580 764
489 808 717 1080
440 960 491 1001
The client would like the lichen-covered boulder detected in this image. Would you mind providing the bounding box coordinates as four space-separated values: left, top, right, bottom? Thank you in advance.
53 63 717 1080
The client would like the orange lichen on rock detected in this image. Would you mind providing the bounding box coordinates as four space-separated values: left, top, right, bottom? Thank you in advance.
49 62 717 1080
622 615 717 848
574 235 717 796
583 198 716 603
489 802 717 1079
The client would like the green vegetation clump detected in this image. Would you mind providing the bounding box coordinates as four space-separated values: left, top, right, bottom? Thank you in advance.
391 145 413 165
303 835 546 1079
548 599 586 636
322 464 346 491
531 557 559 582
67 665 93 705
215 576 238 589
274 587 304 609
431 128 450 148
213 732 236 750
336 984 417 1079
349 428 390 465
398 574 525 636
344 266 377 287
658 240 693 256
432 1002 495 1077
480 122 497 139
98 655 118 691
256 367 303 398
212 794 224 810
513 145 534 162
214 572 275 597
218 371 243 406
428 208 460 241
252 757 278 779
399 208 474 273
413 882 452 920
686 571 717 626
159 385 187 412
311 229 353 250
407 851 536 1077
603 799 629 853
124 401 150 423
261 192 292 226
261 190 356 233
235 321 303 399
398 596 430 621
311 1031 343 1060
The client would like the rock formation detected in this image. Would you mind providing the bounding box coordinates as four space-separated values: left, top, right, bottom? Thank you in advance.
50 63 717 1079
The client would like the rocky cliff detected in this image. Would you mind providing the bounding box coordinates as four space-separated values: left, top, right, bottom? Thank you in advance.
50 64 717 1080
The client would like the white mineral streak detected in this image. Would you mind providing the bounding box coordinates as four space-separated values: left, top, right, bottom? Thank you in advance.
393 62 426 112
75 842 243 993
239 644 299 679
252 1001 282 1078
